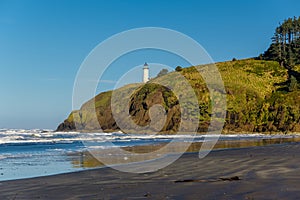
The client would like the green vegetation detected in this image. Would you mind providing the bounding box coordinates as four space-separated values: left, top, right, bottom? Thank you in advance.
263 17 300 68
175 66 182 72
56 17 300 134
289 76 299 92
57 59 300 134
156 68 169 77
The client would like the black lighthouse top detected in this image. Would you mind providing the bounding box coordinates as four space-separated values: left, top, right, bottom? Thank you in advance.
143 62 149 69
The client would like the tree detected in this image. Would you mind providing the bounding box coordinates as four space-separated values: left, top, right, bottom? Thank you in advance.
288 75 298 92
263 16 300 68
175 66 182 72
156 69 168 77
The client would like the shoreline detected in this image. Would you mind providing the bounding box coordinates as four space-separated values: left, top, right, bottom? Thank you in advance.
1 142 300 199
1 132 300 182
71 136 300 167
64 129 300 135
2 136 300 182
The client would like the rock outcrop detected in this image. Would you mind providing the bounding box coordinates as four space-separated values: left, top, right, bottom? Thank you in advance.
57 59 300 134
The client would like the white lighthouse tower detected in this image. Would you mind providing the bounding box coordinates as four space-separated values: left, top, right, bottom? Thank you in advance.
143 62 149 83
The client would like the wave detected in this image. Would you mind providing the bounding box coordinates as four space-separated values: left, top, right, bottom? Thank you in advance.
0 129 298 146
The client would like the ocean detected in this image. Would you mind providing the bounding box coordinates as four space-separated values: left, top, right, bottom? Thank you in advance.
0 129 298 181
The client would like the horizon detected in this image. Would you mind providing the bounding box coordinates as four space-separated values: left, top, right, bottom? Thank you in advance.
1 0 300 129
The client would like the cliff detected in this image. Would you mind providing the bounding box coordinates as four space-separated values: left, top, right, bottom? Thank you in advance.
57 59 300 133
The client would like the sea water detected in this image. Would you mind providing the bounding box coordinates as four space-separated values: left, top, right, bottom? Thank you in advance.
0 129 297 181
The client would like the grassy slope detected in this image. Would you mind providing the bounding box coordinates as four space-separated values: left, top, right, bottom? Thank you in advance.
58 59 300 133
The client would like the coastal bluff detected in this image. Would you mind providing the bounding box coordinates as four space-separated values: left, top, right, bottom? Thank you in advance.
57 59 300 134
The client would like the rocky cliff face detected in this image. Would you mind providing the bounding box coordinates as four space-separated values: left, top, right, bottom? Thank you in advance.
57 59 300 133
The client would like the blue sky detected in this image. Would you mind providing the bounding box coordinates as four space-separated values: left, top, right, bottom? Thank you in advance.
0 0 299 129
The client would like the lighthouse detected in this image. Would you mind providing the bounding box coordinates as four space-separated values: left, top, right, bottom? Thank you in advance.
143 62 149 83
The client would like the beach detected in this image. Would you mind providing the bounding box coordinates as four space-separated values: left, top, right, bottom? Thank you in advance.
1 1 299 199
1 142 300 199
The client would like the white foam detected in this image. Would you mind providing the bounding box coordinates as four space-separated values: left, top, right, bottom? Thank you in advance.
0 129 298 146
0 155 8 160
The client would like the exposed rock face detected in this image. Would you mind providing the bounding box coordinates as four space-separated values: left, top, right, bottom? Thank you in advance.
56 120 75 132
56 59 300 134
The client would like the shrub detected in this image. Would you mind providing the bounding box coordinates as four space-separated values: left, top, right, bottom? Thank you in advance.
156 69 169 77
288 75 298 92
175 66 182 72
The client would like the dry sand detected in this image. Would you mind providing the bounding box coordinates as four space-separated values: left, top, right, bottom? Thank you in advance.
1 143 300 199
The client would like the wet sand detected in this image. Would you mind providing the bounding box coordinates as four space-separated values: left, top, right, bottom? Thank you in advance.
1 143 300 199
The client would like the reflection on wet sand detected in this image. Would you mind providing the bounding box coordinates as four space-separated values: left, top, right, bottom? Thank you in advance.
70 136 300 168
